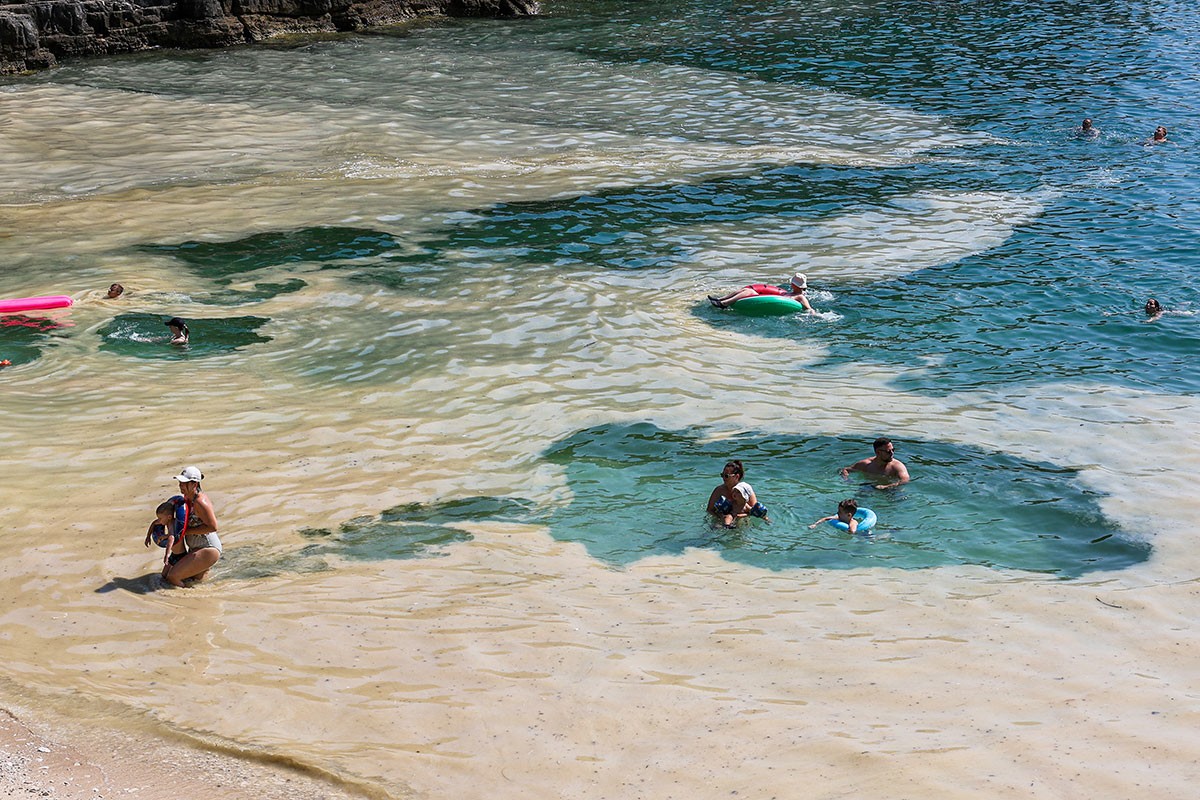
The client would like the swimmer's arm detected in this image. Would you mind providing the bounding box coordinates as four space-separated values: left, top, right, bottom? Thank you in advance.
809 515 835 529
797 293 813 312
847 518 858 534
874 463 911 490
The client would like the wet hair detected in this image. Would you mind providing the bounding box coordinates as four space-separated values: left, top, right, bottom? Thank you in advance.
165 317 190 337
107 283 124 297
1145 298 1163 313
873 437 892 451
838 498 858 515
722 460 744 479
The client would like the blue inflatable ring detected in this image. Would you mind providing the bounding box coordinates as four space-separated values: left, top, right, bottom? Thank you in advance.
826 508 877 533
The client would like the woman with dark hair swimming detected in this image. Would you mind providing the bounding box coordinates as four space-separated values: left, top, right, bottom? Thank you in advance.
166 317 189 345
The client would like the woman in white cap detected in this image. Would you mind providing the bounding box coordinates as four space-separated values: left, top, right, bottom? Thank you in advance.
708 272 813 312
163 465 222 588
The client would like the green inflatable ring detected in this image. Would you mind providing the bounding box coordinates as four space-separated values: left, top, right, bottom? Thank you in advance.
729 295 807 317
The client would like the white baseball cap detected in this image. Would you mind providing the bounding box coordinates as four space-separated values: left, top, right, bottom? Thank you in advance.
173 466 204 483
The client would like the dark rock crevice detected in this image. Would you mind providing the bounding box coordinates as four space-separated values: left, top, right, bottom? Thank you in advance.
0 0 538 73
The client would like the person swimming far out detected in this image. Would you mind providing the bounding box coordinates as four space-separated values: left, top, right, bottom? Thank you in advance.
708 272 814 312
1074 118 1099 139
1145 125 1168 145
106 283 124 299
1144 298 1164 322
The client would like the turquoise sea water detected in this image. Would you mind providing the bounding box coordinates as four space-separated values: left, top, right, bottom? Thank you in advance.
4 2 1200 796
4 0 1196 579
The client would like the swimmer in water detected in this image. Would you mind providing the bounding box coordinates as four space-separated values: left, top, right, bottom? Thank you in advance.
810 498 861 534
1144 298 1163 322
706 460 769 528
166 316 189 345
1145 125 1168 145
840 437 910 490
1074 118 1099 139
709 272 814 312
106 283 124 299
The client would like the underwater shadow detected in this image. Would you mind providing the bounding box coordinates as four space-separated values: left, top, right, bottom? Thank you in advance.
97 313 271 359
280 425 1147 579
539 422 1149 577
296 497 541 562
0 314 74 367
140 227 403 281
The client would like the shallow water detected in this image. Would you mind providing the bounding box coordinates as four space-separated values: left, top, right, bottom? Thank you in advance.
2 1 1200 797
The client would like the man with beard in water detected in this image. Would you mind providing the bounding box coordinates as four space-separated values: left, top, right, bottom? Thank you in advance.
840 437 911 490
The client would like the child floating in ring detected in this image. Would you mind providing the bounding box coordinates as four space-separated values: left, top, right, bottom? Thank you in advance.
811 498 861 534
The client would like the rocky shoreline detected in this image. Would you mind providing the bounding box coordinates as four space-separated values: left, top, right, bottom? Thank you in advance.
0 0 539 74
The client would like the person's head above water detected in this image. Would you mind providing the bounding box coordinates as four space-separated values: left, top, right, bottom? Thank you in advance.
790 273 807 291
873 437 895 462
1081 118 1094 131
165 316 189 343
837 498 858 519
1153 125 1168 141
1145 298 1163 315
721 460 744 482
106 283 124 299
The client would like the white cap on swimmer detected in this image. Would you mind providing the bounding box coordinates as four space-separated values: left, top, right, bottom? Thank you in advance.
791 273 807 289
173 466 203 483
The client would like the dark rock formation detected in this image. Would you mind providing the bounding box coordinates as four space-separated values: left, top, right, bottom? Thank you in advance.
0 0 538 73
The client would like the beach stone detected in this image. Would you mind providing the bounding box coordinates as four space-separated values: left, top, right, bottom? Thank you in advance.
0 0 540 73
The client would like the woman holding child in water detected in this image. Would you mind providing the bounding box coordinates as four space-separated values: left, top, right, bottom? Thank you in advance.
706 460 769 528
162 465 222 587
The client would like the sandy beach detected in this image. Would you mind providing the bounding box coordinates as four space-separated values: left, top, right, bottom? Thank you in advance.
0 697 372 800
